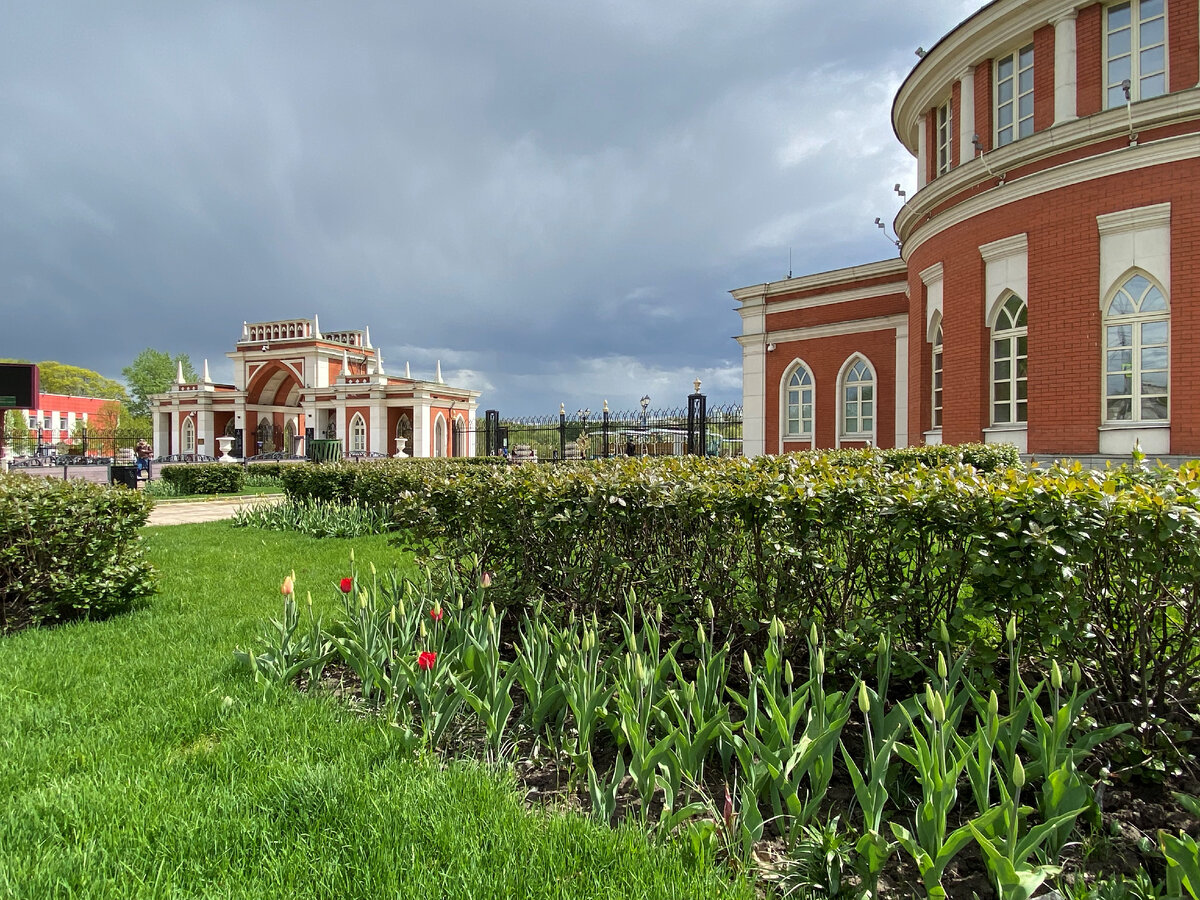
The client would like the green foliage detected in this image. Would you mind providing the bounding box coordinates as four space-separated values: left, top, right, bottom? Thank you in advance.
160 463 245 494
2 409 31 455
0 474 155 627
232 497 391 537
122 348 197 418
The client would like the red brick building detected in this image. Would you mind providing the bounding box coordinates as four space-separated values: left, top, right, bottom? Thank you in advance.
736 0 1199 458
9 393 114 455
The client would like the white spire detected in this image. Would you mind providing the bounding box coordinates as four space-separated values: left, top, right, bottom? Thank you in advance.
242 321 248 339
342 348 349 380
376 347 385 375
364 326 372 349
202 359 212 384
435 360 443 384
176 360 185 385
312 314 321 339
405 361 411 379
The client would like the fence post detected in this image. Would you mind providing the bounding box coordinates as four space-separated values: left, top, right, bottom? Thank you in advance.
485 409 499 457
687 379 707 456
558 403 566 461
602 400 610 458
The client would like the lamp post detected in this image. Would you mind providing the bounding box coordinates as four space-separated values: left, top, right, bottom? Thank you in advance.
640 395 650 429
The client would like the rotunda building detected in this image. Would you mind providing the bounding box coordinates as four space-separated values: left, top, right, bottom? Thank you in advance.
736 0 1200 459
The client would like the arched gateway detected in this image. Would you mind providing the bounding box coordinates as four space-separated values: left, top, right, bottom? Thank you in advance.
150 317 480 459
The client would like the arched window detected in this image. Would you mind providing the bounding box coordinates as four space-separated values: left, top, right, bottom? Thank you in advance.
396 413 413 456
453 417 467 457
931 316 944 429
349 413 367 453
783 363 814 438
434 414 447 458
182 417 195 454
1104 272 1168 422
840 356 875 440
991 293 1027 425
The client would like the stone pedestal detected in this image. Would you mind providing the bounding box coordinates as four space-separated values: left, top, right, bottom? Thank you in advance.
217 436 237 462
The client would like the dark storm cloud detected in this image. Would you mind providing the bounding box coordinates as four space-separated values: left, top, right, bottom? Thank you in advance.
0 0 984 411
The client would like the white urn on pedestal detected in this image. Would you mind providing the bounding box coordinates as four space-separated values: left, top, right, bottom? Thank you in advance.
216 436 237 462
393 437 408 458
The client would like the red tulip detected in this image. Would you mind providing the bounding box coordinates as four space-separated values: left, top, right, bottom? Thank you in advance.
430 605 444 622
339 577 353 594
418 650 437 671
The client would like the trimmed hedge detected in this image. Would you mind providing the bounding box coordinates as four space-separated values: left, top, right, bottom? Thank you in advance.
0 475 156 627
243 461 309 479
160 464 245 494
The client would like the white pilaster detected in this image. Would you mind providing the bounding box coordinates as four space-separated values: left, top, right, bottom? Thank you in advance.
197 405 215 457
413 400 431 458
894 322 910 448
958 67 976 166
169 409 180 456
1053 11 1078 124
917 113 929 189
370 399 388 456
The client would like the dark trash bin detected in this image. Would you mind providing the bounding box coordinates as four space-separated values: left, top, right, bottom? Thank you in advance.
110 465 139 489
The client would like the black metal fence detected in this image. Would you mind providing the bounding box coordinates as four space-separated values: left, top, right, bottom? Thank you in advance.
474 398 742 461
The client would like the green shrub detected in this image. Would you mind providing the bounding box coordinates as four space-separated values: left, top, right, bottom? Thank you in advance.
232 497 392 538
0 474 156 627
160 463 245 494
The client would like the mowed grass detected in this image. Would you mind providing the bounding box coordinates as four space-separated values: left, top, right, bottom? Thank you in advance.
0 523 752 900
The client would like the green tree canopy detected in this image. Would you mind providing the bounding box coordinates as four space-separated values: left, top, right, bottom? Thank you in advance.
122 349 197 419
0 359 128 402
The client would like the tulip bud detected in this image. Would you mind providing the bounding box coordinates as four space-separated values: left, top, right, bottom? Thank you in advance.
815 649 826 675
369 562 377 576
704 597 715 620
987 689 999 721
697 622 707 646
937 620 949 645
419 620 427 639
1051 661 1063 691
389 605 397 625
655 604 663 624
397 599 405 618
858 681 871 714
540 623 549 642
359 591 368 610
877 634 887 655
930 690 946 723
784 660 794 686
809 622 818 646
349 548 355 562
1006 616 1017 643
281 574 295 596
305 591 313 608
1071 661 1082 685
1013 754 1026 789
457 593 464 610
635 656 646 682
743 650 753 676
937 651 947 680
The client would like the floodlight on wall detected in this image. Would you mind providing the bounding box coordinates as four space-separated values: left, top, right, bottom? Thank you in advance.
893 183 906 201
766 343 777 352
874 217 901 253
915 47 926 58
971 132 1004 182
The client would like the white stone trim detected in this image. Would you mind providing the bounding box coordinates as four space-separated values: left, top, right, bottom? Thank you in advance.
731 258 906 302
923 428 944 446
901 132 1200 258
742 341 766 457
759 281 909 316
959 67 976 166
979 233 1029 325
917 113 929 189
983 424 1028 453
1097 204 1171 303
1053 11 1078 124
1098 422 1170 455
751 313 908 346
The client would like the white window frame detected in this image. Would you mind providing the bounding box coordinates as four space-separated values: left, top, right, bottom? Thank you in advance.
349 413 367 453
838 355 877 444
990 293 1028 426
182 417 196 454
1102 271 1169 424
931 315 944 430
935 100 953 175
781 361 815 440
1105 0 1167 108
994 43 1035 146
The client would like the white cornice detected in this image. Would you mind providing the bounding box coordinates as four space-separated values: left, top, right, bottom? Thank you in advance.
730 258 904 304
744 313 908 346
893 0 1082 150
901 132 1200 258
1096 202 1171 236
918 262 944 286
761 281 908 316
898 88 1200 241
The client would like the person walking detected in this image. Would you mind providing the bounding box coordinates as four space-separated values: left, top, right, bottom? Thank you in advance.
135 439 153 478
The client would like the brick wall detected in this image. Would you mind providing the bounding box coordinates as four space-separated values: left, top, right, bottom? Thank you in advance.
1076 3 1102 117
1033 24 1055 131
1169 0 1199 91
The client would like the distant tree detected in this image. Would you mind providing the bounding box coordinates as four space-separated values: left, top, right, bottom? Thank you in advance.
2 409 31 456
0 359 127 401
122 349 197 419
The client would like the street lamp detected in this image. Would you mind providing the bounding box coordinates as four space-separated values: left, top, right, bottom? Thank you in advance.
640 395 650 429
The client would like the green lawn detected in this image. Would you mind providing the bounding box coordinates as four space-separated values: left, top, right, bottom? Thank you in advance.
0 523 751 899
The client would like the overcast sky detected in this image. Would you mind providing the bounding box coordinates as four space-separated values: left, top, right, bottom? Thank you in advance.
1 0 985 415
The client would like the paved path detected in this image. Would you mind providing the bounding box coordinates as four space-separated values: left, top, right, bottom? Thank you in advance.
147 494 286 526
